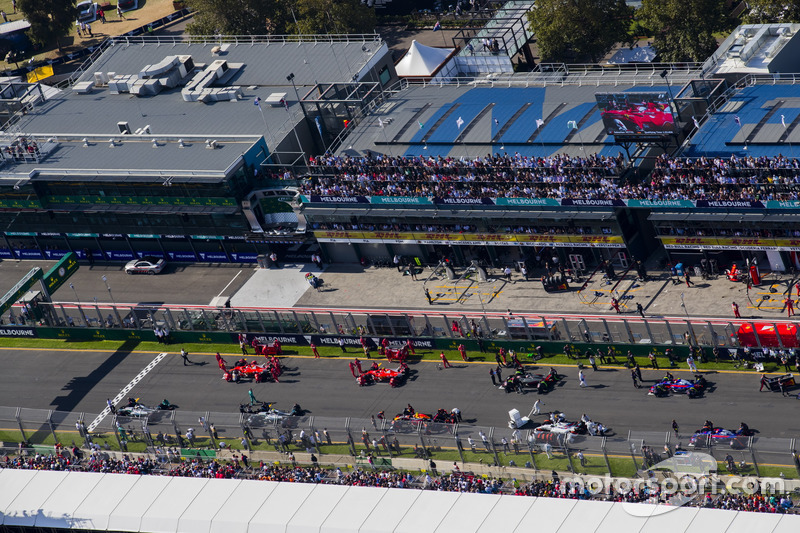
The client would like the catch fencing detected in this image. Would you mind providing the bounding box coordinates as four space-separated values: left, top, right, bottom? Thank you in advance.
2 405 799 480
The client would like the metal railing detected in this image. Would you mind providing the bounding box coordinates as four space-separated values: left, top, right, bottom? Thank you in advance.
7 298 793 352
1 405 799 482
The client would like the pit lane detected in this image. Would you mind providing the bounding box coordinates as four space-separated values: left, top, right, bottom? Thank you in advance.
0 347 795 439
0 261 253 306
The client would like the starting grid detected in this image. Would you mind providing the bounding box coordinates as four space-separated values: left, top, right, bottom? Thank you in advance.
86 352 168 433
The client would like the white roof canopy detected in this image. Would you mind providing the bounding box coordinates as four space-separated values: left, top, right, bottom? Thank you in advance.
3 469 800 532
395 40 454 77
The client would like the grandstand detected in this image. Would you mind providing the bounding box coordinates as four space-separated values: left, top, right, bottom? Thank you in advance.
339 79 687 159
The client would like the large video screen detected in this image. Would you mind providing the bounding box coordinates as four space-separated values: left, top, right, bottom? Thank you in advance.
596 92 675 136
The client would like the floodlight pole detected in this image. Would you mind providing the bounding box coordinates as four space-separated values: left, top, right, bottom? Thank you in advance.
285 73 310 171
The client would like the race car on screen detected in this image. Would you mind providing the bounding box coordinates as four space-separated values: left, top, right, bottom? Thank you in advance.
602 101 674 134
649 374 707 398
688 424 751 450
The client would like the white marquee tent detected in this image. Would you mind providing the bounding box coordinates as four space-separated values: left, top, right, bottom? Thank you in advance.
395 41 455 77
2 469 800 532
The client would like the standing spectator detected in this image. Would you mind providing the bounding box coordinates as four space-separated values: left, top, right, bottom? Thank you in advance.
578 369 587 388
1 11 7 23
760 373 769 391
11 0 16 14
339 338 346 352
649 351 659 370
521 264 528 280
635 363 642 382
107 398 116 414
310 342 320 358
631 369 639 388
248 388 257 406
588 354 597 371
577 450 586 467
636 302 645 317
782 353 791 372
86 23 93 37
685 270 692 287
504 266 512 282
785 297 795 317
458 344 468 362
732 301 741 318
98 7 105 23
610 297 621 314
425 287 432 305
117 4 125 19
687 356 698 373
544 442 553 459
672 420 679 436
479 430 489 451
489 368 496 386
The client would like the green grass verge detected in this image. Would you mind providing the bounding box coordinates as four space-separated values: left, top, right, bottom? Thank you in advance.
3 425 796 479
0 338 781 374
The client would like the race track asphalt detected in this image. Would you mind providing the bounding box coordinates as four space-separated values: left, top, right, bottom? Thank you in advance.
1 347 797 440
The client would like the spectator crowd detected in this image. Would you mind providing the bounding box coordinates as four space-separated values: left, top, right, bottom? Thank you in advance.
287 152 800 202
2 451 795 514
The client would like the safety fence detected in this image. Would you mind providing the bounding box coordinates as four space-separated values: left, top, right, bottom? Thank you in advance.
8 298 786 358
2 406 799 481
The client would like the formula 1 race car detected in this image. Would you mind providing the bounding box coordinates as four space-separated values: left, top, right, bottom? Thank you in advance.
224 358 284 383
384 345 409 363
501 368 563 394
243 403 304 427
116 398 174 418
532 419 610 437
357 362 409 387
688 427 750 449
649 374 707 398
117 403 156 418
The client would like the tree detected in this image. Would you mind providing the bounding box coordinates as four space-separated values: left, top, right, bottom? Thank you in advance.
186 0 292 36
18 0 77 52
294 0 376 35
742 0 800 24
527 0 633 63
637 0 726 62
186 0 375 36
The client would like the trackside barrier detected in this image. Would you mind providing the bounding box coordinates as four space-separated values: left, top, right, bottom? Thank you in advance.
2 405 799 480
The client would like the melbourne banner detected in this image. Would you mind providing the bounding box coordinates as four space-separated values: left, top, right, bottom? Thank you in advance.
233 333 436 349
0 326 37 337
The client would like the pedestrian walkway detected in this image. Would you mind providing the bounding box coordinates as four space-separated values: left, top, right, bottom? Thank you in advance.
273 262 795 320
230 264 325 307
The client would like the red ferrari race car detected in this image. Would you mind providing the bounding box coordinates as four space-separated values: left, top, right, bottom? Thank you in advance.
383 345 409 362
602 101 673 135
356 361 409 387
224 357 284 383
